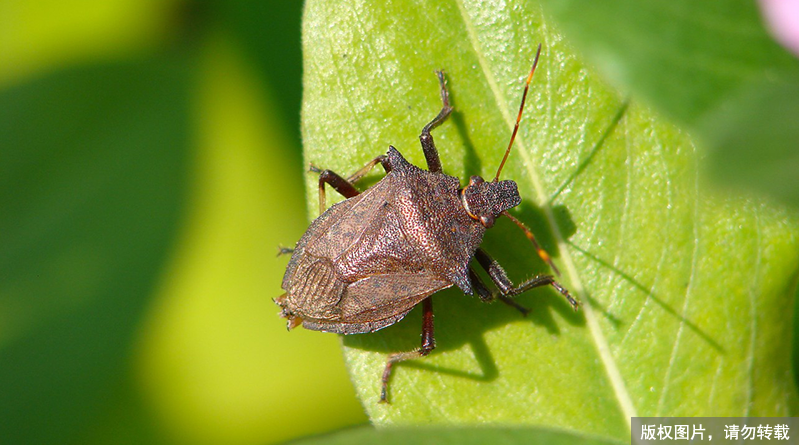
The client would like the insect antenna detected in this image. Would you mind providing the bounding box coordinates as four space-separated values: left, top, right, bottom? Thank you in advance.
493 43 542 182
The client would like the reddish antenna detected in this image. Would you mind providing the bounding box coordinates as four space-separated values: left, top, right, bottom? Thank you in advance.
493 43 542 182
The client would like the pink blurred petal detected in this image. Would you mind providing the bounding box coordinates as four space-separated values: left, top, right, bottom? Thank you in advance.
758 0 799 56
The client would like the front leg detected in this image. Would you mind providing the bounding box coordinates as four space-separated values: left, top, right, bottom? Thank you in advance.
475 248 579 310
469 267 531 316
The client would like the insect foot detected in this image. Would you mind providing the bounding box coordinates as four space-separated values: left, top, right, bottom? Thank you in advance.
277 43 578 403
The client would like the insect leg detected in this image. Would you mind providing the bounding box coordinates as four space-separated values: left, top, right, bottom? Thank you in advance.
418 71 453 173
470 267 531 315
468 268 493 302
380 297 435 403
310 155 391 214
475 248 579 310
346 154 390 184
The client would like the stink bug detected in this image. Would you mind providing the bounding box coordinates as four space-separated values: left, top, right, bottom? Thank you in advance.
276 44 578 402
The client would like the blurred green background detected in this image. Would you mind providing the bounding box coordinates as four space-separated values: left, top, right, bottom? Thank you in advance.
0 1 368 444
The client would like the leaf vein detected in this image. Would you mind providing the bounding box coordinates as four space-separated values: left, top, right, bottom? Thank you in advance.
655 142 700 415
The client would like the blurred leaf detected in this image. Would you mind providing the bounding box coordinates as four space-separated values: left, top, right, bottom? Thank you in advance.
0 55 190 444
535 0 799 207
136 35 366 445
0 0 184 88
301 0 799 440
204 0 305 152
701 80 799 204
286 425 624 445
536 0 799 124
78 371 174 445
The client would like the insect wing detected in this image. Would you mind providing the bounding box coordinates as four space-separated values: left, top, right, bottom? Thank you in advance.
282 176 392 290
304 176 394 260
304 272 451 334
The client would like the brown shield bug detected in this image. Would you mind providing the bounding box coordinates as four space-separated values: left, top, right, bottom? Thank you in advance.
276 44 578 403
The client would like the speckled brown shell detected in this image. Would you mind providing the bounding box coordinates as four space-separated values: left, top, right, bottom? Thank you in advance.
280 147 486 334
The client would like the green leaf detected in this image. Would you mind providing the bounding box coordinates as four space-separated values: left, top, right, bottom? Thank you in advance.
301 0 799 441
0 55 190 444
535 0 799 207
286 425 624 445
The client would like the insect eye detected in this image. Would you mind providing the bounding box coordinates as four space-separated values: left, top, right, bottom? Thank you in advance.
480 215 494 228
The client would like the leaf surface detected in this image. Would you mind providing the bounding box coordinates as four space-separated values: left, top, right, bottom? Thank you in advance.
301 0 799 440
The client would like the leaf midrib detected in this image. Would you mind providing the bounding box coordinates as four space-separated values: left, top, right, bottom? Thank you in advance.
451 0 638 430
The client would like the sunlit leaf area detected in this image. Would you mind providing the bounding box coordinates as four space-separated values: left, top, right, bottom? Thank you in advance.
2 1 798 444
